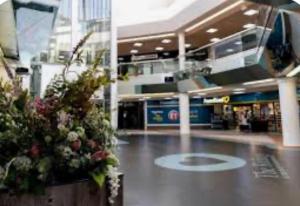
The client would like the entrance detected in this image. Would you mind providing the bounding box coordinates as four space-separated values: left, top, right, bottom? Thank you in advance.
118 102 144 129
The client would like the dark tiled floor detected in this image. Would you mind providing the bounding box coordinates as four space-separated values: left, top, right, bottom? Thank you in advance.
117 134 300 206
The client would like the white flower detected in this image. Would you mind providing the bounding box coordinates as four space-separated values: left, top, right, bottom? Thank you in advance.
107 166 120 205
67 131 79 142
69 159 80 169
13 156 32 172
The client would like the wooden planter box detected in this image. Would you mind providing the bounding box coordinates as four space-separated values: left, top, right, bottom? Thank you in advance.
0 175 123 206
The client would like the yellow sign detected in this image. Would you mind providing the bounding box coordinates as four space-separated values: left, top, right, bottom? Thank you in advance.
204 96 230 104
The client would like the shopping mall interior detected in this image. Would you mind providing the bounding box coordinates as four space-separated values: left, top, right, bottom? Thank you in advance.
1 0 300 206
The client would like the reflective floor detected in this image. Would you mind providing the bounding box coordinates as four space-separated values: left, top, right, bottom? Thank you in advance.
117 133 300 206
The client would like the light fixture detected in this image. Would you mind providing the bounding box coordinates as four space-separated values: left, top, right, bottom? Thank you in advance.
163 52 170 56
226 48 234 53
233 91 245 95
243 23 256 29
188 86 223 94
206 28 218 33
287 65 300 77
134 42 143 47
164 97 172 100
118 33 176 43
235 41 242 45
185 0 244 33
185 43 192 48
243 78 275 85
244 9 259 16
162 39 172 44
118 57 124 61
130 49 139 54
210 38 221 43
293 0 300 5
155 47 164 51
233 88 245 92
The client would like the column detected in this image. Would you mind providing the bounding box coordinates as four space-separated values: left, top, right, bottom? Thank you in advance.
110 0 118 129
178 32 190 135
278 77 300 146
71 0 79 48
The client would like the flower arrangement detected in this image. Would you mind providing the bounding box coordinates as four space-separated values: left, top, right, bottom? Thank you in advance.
0 33 120 203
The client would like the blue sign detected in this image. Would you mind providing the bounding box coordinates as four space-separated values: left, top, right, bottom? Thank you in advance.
147 105 213 125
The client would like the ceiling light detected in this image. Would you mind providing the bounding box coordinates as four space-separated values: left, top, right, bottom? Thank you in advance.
118 33 176 43
287 65 300 77
244 9 259 16
206 28 218 33
185 44 192 48
155 47 164 51
233 91 245 95
235 41 242 45
163 52 170 56
134 42 143 47
164 97 172 100
162 39 172 44
118 57 124 61
293 0 300 5
226 49 234 53
233 88 245 92
210 38 221 43
243 78 275 85
185 0 245 33
130 49 139 54
188 86 223 94
243 23 256 29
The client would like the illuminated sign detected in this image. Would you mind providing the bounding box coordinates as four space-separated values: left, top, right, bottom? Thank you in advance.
203 96 230 104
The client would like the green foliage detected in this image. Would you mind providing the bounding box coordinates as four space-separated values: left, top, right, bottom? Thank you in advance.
0 32 119 195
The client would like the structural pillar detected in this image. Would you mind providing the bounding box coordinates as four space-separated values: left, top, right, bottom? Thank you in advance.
110 0 118 129
178 32 190 135
278 77 300 146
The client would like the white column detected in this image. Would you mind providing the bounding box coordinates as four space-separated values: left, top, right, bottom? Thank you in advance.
278 77 300 146
71 0 80 48
178 32 190 135
110 0 118 129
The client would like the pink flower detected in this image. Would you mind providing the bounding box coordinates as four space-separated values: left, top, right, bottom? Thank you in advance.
91 151 109 161
30 144 40 158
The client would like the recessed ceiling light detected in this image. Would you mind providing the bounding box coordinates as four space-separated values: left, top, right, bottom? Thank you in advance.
162 39 172 44
130 49 139 54
164 97 172 100
155 47 164 51
226 48 234 53
206 28 218 33
185 44 192 48
235 41 242 45
244 9 259 16
210 38 221 43
243 23 256 29
134 42 143 47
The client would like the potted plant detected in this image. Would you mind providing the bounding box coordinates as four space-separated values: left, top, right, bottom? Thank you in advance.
0 33 122 206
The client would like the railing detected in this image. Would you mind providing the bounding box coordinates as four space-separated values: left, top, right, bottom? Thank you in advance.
118 26 272 81
118 58 179 76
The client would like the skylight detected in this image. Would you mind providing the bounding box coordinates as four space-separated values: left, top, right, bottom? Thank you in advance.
117 0 197 26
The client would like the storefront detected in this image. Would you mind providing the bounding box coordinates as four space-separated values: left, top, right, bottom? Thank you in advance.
144 90 300 132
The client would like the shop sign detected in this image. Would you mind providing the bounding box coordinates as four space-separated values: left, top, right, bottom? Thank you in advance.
203 96 230 104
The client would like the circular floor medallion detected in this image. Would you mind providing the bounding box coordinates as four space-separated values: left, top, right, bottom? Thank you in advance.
155 153 246 172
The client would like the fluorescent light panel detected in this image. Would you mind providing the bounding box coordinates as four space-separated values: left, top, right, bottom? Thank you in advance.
243 78 275 85
134 42 143 47
130 49 139 54
118 33 176 43
188 86 223 94
185 0 245 33
162 39 172 44
287 65 300 77
155 47 164 51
